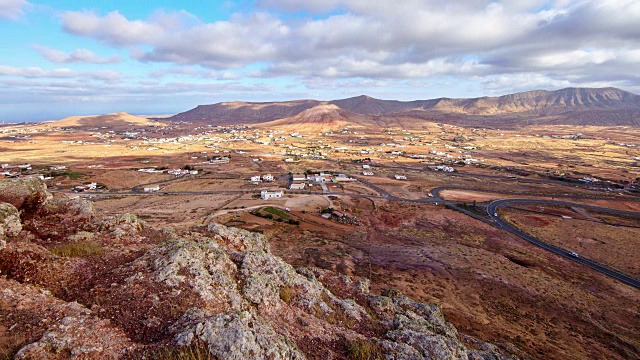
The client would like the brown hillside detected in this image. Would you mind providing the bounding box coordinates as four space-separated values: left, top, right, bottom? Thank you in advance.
166 100 320 124
167 87 640 127
261 103 374 132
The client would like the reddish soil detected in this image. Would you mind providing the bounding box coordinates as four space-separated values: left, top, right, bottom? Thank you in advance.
268 201 640 360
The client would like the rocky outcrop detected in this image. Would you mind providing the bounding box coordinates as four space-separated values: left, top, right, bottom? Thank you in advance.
15 314 135 359
173 309 305 360
0 179 517 359
0 178 50 214
0 277 135 359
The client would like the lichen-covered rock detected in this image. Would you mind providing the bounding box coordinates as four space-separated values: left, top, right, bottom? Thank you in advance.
207 222 269 252
173 309 305 360
99 213 145 236
0 202 22 250
239 250 342 314
42 193 94 221
1 277 135 359
128 238 244 310
15 314 136 359
0 178 51 212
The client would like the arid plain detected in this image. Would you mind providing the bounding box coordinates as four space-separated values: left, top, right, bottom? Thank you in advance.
1 88 640 359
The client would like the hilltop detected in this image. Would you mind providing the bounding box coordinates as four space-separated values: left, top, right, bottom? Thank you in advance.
0 178 517 359
164 87 640 128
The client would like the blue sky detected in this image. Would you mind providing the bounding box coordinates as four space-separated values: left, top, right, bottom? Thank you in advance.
1 0 640 121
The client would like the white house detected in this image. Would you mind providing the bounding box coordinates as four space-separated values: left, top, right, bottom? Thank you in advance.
292 174 307 181
290 183 306 190
250 175 261 182
144 185 160 192
362 164 371 169
260 190 283 200
362 171 374 176
394 175 407 180
262 174 274 182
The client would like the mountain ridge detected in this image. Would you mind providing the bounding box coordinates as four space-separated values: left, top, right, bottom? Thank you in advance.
163 87 640 127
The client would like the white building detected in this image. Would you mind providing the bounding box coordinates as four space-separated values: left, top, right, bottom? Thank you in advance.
289 183 306 190
362 164 371 169
250 175 261 182
144 185 160 192
394 175 407 180
260 190 283 200
262 174 274 182
292 174 307 181
362 171 374 176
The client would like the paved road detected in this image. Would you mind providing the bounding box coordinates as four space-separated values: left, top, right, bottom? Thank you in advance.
487 199 640 289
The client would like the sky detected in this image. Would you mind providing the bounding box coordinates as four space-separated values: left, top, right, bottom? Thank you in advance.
1 0 640 121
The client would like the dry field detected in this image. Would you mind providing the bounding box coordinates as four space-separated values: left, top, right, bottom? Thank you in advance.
501 207 640 278
268 201 640 360
2 117 640 360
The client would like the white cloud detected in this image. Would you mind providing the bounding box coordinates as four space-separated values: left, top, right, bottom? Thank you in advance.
52 0 640 94
0 65 122 81
32 45 122 64
0 0 29 20
60 10 165 46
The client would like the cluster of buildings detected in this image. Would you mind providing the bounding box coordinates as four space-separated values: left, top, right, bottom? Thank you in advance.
1 163 62 180
250 174 275 184
138 168 198 176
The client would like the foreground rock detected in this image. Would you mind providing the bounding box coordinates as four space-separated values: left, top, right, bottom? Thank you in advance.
0 202 22 250
0 178 50 213
0 179 517 359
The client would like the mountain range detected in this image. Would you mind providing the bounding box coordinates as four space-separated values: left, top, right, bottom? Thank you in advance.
163 87 640 128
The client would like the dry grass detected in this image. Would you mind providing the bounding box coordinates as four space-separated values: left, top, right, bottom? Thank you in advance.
51 242 103 257
279 284 295 304
0 334 28 360
346 339 382 360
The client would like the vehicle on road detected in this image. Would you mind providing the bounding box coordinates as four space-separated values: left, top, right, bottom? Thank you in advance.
569 252 579 257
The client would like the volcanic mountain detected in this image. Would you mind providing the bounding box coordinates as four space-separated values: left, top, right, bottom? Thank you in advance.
260 104 372 132
165 87 640 128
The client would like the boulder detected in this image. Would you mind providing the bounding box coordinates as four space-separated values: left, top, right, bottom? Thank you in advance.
0 178 50 212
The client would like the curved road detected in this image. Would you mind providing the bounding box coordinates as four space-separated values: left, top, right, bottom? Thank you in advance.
487 199 640 289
